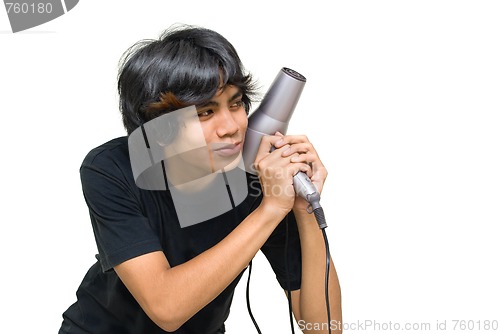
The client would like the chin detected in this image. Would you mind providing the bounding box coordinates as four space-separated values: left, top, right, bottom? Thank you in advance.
214 152 243 173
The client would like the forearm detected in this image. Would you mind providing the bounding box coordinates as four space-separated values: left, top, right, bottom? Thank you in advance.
294 208 342 333
158 203 285 329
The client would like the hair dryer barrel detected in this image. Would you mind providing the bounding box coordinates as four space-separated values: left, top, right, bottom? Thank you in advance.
243 67 306 174
255 67 306 123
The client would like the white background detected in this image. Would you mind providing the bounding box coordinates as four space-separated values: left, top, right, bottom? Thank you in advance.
1 0 499 333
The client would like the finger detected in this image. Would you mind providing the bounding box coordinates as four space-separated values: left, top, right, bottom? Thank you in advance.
274 134 311 146
280 157 312 182
254 135 287 163
289 152 317 164
290 161 313 179
281 142 315 157
290 152 327 181
264 144 293 167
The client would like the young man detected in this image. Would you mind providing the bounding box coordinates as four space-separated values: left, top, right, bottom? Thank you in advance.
59 25 342 334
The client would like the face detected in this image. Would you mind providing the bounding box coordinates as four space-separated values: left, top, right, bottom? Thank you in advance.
163 85 248 185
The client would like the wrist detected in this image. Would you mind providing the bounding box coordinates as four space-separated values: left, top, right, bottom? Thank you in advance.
294 204 325 230
292 206 313 220
292 197 310 213
257 200 289 224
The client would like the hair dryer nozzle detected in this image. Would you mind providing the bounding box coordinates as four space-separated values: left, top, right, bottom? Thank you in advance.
282 67 306 82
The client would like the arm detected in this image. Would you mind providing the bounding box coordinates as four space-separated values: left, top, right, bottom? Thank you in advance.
115 203 282 332
290 210 342 334
115 140 306 332
273 134 342 333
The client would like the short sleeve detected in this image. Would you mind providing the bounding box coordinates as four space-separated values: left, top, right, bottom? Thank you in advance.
260 213 302 291
80 151 162 272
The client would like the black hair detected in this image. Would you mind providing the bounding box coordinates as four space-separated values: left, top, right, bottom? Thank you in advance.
117 24 256 134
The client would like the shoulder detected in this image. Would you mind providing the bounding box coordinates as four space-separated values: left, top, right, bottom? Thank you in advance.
82 136 130 169
79 136 135 186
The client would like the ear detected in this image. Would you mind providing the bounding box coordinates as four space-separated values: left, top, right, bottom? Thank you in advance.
155 120 178 147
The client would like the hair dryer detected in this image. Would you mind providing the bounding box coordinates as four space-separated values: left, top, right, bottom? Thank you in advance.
242 68 324 222
242 70 331 334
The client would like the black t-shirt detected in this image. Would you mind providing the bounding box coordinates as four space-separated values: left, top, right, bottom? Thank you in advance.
59 137 302 334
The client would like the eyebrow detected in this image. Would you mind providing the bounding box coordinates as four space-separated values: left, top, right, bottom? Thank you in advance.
197 90 243 109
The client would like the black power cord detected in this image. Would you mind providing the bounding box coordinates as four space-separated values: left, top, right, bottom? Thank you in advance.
315 208 332 334
245 217 295 334
246 260 262 334
312 206 332 334
284 218 296 334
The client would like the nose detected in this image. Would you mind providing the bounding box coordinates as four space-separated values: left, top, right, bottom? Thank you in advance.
215 108 239 138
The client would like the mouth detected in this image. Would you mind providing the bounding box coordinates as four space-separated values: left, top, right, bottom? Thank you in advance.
211 142 242 157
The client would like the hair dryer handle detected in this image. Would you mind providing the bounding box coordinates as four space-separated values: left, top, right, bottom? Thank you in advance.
293 172 321 208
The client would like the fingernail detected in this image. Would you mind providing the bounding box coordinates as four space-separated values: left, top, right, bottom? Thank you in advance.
276 138 284 146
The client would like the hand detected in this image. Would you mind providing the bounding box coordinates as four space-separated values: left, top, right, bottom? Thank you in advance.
253 133 313 216
272 133 328 212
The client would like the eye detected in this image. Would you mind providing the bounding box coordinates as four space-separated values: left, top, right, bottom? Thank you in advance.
197 109 214 118
230 100 244 111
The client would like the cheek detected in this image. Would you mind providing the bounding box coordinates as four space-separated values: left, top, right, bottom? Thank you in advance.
200 123 213 143
180 123 208 147
237 110 249 132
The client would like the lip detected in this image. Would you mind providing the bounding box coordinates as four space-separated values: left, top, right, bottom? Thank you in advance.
212 142 242 157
